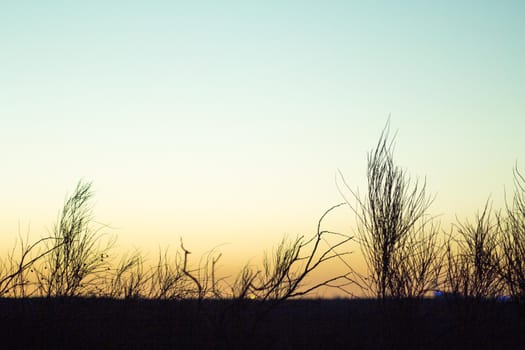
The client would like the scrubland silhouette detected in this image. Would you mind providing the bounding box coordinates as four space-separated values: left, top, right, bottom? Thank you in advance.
1 122 524 349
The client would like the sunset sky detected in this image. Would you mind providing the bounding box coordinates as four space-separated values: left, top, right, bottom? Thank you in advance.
1 1 524 285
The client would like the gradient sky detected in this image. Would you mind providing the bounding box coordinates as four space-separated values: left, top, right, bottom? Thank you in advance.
1 1 524 284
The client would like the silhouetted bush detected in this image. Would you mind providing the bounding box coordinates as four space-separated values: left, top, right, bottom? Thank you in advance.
340 122 443 298
444 201 504 298
37 181 113 297
500 166 525 300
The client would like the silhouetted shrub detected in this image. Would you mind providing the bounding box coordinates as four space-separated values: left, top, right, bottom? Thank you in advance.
340 122 443 298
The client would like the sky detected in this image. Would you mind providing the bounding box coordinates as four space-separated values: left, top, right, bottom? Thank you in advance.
1 1 524 290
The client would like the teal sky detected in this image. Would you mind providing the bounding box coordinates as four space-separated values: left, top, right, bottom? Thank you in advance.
1 1 524 270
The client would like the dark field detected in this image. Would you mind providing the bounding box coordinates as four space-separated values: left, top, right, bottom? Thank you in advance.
0 298 524 350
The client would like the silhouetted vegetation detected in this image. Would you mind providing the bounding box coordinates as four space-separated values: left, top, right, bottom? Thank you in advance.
1 123 524 348
37 181 113 297
500 166 525 300
339 122 443 298
444 201 504 298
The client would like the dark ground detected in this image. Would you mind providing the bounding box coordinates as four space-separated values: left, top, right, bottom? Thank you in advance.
0 297 523 349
